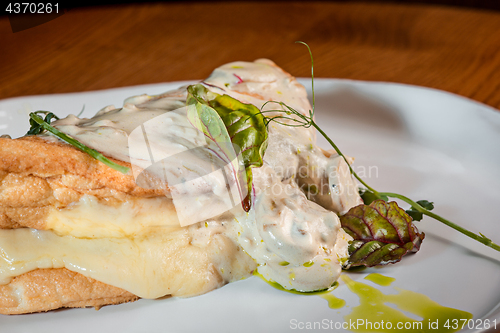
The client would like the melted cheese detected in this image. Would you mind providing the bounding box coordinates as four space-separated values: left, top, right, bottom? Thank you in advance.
0 213 255 298
46 195 180 238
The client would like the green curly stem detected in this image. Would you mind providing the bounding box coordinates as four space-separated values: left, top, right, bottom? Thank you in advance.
378 192 500 252
310 122 379 194
264 41 500 254
314 118 500 253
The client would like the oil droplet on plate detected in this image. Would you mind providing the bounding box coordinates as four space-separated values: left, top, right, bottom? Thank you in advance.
320 293 346 309
341 275 472 332
364 273 395 286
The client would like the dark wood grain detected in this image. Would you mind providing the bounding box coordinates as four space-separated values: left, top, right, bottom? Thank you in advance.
1 2 500 109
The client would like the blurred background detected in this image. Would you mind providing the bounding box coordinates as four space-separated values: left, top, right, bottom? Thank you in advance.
1 0 500 108
18 1 500 11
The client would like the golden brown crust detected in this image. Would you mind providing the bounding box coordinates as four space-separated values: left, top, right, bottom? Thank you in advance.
0 268 139 315
0 206 49 229
0 136 159 196
0 210 20 228
0 136 166 230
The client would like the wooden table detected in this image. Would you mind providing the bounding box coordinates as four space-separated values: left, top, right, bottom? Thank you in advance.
1 2 500 109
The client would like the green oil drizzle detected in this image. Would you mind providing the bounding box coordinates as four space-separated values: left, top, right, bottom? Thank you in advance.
320 293 346 309
253 270 337 295
341 275 473 332
364 273 395 286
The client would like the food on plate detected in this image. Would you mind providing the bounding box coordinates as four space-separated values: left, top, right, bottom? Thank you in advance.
3 51 495 316
0 59 364 314
0 135 255 314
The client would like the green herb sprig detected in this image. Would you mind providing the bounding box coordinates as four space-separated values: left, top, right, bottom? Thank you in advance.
28 112 130 174
186 84 268 212
262 42 500 253
27 111 60 135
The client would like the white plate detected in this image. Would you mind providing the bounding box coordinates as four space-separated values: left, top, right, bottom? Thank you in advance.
1 79 500 333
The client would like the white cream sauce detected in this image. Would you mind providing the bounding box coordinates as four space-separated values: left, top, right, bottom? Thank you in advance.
52 89 241 226
239 175 351 291
0 59 363 294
